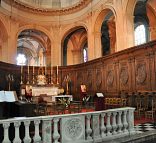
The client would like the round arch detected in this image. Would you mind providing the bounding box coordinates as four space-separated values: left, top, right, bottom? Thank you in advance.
61 23 88 45
16 25 53 66
61 24 88 65
94 6 116 57
94 5 117 33
16 25 53 44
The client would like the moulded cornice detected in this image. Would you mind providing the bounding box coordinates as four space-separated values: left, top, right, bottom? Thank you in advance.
3 0 92 16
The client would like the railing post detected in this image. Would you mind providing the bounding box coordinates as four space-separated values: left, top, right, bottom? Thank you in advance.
23 120 31 143
13 121 21 143
42 119 52 143
33 119 41 142
112 111 117 135
127 108 136 135
92 113 101 142
3 122 10 143
86 114 92 140
106 112 112 136
123 110 128 133
117 111 123 133
53 118 60 143
100 113 106 139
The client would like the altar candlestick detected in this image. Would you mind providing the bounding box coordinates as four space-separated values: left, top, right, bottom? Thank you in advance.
21 65 23 75
33 66 34 74
45 66 47 75
51 66 53 75
57 65 58 75
28 64 29 75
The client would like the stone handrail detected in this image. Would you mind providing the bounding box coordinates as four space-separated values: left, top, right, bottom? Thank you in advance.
0 107 135 143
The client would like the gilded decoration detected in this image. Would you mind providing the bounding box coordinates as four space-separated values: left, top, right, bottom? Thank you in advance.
64 118 83 139
120 68 129 85
106 70 114 87
136 64 147 84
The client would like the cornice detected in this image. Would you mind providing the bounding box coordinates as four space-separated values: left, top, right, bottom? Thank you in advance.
3 0 92 16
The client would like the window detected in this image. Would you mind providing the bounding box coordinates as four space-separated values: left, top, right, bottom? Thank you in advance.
134 24 146 46
16 53 26 65
83 48 88 62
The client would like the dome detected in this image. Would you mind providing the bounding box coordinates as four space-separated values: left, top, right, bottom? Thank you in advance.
3 0 91 15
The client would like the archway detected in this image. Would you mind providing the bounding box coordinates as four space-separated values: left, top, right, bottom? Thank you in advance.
94 8 116 56
17 29 51 66
62 27 87 65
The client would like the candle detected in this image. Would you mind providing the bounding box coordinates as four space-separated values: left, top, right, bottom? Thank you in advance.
45 66 47 75
28 64 29 75
21 66 23 75
57 65 58 75
33 66 34 74
51 66 53 75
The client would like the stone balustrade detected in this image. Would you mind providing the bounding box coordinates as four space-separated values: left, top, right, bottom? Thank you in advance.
0 107 135 143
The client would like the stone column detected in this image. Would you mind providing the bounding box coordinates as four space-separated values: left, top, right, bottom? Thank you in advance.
94 32 102 58
149 26 156 40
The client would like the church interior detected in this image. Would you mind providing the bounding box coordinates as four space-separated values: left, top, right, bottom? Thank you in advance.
0 0 156 142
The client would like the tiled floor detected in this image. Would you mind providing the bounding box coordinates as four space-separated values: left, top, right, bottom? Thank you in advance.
135 122 156 133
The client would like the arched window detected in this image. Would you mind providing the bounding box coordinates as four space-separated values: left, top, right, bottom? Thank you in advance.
83 48 88 62
16 53 26 65
134 24 146 46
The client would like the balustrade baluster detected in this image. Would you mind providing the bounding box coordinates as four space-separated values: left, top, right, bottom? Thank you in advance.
13 121 21 143
86 114 92 140
106 112 112 136
33 120 41 142
123 110 128 133
127 108 136 135
42 119 52 143
53 118 60 143
24 120 31 143
117 111 123 133
112 111 117 135
92 113 101 142
3 122 10 143
100 113 106 139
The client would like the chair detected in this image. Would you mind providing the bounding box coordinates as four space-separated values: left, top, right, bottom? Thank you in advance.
145 99 156 119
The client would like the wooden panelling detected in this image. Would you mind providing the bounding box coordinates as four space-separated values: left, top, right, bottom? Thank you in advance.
1 40 156 98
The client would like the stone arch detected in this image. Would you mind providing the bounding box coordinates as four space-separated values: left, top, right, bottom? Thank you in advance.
16 25 53 66
94 6 117 57
61 24 88 65
125 0 138 47
0 15 9 61
61 23 88 45
17 25 53 43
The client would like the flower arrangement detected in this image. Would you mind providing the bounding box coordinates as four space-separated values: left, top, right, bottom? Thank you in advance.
82 96 90 104
58 97 71 107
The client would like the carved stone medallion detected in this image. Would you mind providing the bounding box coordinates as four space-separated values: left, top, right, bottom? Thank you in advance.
64 118 83 139
107 70 114 87
136 64 147 84
120 68 129 85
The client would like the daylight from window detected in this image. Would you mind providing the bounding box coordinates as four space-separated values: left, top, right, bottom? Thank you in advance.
83 48 88 62
134 24 146 46
16 54 26 65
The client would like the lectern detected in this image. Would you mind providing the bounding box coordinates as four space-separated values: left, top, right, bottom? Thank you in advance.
94 93 105 111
